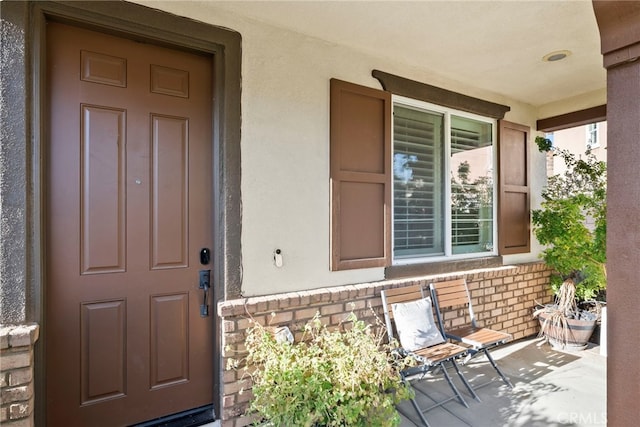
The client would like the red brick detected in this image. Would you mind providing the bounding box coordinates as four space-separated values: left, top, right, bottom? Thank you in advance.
237 389 253 404
330 313 351 325
320 303 344 316
298 291 312 306
223 369 237 383
268 311 293 324
0 349 31 370
1 383 33 404
7 325 39 348
224 378 252 395
234 414 261 427
223 394 235 408
8 368 32 387
219 301 247 317
267 299 280 311
295 307 319 320
451 317 466 327
280 293 301 308
491 293 503 302
350 300 367 310
236 316 262 331
310 290 329 304
223 320 236 333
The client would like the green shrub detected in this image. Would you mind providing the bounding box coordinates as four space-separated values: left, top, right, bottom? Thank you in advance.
532 136 607 301
242 312 412 427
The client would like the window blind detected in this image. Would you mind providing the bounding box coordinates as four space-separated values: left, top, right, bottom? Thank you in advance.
393 106 444 258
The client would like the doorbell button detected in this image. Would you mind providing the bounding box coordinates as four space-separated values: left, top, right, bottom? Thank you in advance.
274 249 283 268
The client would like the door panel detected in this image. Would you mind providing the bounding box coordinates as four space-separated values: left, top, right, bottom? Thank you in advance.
80 300 127 404
46 22 214 426
149 293 189 389
151 114 189 269
80 105 127 274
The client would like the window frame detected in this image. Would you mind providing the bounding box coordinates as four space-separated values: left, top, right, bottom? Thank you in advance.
586 123 600 149
391 95 499 265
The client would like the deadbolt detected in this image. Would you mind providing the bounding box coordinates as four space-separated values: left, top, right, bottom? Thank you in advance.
200 248 211 265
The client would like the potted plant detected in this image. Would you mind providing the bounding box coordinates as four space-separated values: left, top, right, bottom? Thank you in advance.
532 136 607 350
239 312 412 427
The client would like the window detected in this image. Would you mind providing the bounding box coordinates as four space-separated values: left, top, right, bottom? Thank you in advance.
393 99 496 262
330 78 529 271
586 123 599 149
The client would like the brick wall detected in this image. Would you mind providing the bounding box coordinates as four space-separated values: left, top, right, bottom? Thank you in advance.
0 324 39 427
218 262 554 427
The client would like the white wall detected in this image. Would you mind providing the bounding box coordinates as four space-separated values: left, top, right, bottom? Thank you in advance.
538 88 606 120
135 1 547 296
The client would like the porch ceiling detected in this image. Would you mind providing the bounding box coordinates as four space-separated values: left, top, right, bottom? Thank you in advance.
210 0 605 110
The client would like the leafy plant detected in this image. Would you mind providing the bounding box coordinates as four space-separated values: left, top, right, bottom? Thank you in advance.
532 136 607 301
241 312 412 427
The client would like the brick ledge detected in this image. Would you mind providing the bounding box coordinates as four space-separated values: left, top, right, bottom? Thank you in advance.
0 324 40 349
218 262 546 317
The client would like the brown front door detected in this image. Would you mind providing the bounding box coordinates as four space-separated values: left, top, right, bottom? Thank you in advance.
46 22 214 426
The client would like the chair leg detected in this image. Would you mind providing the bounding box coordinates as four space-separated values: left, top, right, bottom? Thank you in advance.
451 359 481 401
402 375 431 427
442 361 469 408
484 349 514 388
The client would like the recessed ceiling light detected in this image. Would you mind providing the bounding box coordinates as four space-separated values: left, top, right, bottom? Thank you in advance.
543 50 572 62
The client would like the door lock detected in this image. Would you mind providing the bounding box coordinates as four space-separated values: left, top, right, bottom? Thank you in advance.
200 248 211 265
199 270 210 290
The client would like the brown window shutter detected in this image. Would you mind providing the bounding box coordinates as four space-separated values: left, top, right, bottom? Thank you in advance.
330 79 391 270
498 120 530 254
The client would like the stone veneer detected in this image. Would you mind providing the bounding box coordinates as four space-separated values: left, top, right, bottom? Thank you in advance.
0 324 39 427
218 262 554 427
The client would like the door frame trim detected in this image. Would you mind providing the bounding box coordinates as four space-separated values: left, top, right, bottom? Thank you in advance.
29 1 242 423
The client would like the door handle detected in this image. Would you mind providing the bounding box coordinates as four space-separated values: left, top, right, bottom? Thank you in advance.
199 269 211 317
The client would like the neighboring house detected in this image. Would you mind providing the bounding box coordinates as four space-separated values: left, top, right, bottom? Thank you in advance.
548 121 607 176
1 2 638 427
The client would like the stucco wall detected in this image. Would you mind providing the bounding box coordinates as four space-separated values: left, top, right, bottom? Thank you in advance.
132 1 548 297
0 0 551 315
0 2 29 324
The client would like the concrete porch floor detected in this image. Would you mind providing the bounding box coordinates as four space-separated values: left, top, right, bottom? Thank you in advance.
397 337 606 427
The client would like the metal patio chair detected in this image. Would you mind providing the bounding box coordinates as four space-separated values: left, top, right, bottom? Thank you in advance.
429 278 514 388
381 284 479 427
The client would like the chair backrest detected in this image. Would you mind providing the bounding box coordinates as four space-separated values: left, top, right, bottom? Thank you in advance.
380 284 425 344
429 279 477 330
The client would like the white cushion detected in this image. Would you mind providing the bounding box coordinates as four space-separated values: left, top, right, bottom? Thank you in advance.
392 297 445 351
